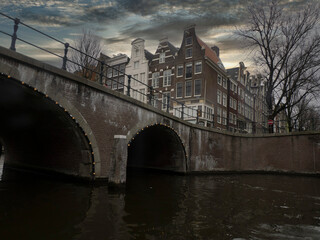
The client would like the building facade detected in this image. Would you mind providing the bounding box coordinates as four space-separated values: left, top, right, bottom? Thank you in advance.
171 25 228 128
148 37 178 112
125 38 153 103
97 53 129 94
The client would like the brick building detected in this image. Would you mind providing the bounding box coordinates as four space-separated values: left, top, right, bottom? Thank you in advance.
171 25 228 128
148 37 178 112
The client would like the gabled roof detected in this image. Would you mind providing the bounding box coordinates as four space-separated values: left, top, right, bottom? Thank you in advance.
196 36 225 70
144 49 154 62
167 41 178 55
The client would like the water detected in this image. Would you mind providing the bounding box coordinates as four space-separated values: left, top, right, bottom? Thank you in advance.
1 167 320 240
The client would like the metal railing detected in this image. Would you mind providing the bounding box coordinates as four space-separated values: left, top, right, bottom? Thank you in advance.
1 12 318 134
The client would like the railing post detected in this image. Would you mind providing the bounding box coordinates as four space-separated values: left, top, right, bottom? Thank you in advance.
127 75 131 97
148 86 153 105
212 114 215 127
181 103 184 120
10 18 20 51
166 95 170 113
196 109 199 124
62 42 69 70
99 61 104 85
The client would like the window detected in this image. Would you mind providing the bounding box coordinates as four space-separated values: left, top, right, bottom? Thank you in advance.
159 52 165 63
134 61 139 69
139 88 145 102
186 48 192 58
152 93 158 108
186 63 192 78
135 48 139 57
106 79 111 88
162 92 170 110
234 99 237 110
186 36 192 45
230 97 233 109
163 69 171 86
218 74 222 85
112 79 117 89
185 80 192 97
222 77 227 89
217 107 221 124
152 72 159 88
133 74 138 87
222 93 227 107
113 65 119 77
195 79 201 96
119 76 124 89
107 68 112 78
177 65 183 77
195 61 202 74
217 90 221 104
223 110 227 125
119 64 125 75
140 72 145 84
176 82 183 98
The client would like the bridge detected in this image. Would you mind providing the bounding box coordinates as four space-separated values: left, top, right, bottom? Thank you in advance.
1 46 320 184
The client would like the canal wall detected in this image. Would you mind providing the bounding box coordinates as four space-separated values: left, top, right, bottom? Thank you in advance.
189 129 320 175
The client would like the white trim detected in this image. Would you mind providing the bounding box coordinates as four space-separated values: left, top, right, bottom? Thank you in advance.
114 135 127 139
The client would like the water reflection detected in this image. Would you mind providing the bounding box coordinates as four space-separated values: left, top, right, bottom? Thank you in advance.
0 168 320 239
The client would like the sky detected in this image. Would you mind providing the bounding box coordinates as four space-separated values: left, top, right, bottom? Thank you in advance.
0 0 314 70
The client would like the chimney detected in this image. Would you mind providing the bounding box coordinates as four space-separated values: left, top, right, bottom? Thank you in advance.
211 46 219 57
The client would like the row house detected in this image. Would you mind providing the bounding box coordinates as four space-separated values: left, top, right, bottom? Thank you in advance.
125 38 153 103
227 62 255 133
148 37 178 112
169 25 228 128
250 74 268 133
96 53 129 93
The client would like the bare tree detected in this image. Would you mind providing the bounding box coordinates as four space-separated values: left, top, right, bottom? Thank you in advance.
68 29 103 80
237 0 320 132
295 99 320 131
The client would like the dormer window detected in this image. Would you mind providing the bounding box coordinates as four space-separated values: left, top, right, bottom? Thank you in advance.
186 48 192 59
159 52 165 63
186 36 192 45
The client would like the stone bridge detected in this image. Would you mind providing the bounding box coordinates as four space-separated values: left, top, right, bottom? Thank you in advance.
0 46 320 184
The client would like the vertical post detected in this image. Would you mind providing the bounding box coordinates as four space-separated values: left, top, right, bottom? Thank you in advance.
196 109 199 124
127 75 131 97
99 61 104 85
212 114 215 127
148 86 153 105
62 42 69 70
10 18 20 51
181 103 184 120
166 94 170 113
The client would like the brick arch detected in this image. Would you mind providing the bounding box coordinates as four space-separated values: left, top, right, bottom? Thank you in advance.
127 123 187 173
0 73 101 179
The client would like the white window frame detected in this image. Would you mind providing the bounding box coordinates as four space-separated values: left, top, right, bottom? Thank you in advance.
159 52 165 63
185 80 192 97
195 61 202 74
186 36 192 45
152 72 160 88
185 63 192 79
217 90 221 104
186 48 192 59
194 79 201 96
177 65 183 77
163 69 171 86
222 93 227 107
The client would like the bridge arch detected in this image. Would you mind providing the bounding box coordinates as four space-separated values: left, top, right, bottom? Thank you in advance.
0 73 100 179
127 123 187 172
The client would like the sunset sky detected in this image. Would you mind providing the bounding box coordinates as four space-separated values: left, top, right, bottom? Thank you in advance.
0 0 314 70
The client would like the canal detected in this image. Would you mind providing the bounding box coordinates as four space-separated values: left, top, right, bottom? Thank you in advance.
0 164 320 239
